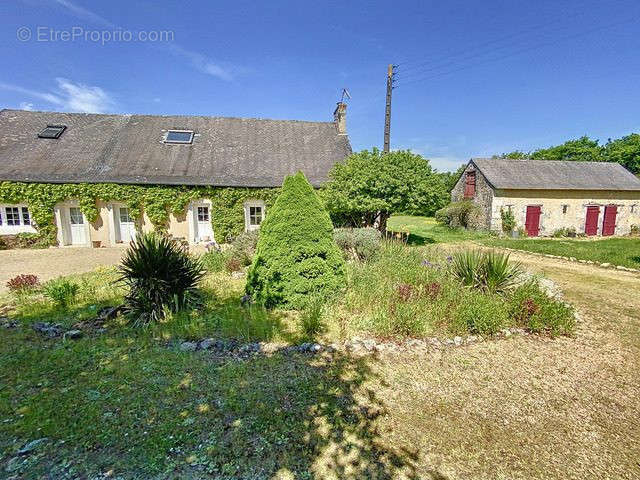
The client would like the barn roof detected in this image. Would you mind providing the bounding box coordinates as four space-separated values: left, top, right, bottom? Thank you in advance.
471 158 640 191
0 109 352 187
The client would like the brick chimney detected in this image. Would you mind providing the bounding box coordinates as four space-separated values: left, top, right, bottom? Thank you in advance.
333 102 347 135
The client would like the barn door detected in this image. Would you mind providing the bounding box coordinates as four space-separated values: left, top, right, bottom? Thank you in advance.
525 206 541 237
585 206 600 236
602 205 617 236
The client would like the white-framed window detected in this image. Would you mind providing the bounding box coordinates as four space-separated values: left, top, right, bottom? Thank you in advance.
164 130 194 144
197 206 210 222
0 204 36 233
244 201 265 231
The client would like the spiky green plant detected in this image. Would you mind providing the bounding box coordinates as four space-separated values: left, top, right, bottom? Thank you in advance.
118 232 205 325
451 250 522 294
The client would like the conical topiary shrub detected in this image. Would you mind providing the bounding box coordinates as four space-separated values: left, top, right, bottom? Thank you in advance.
246 171 345 308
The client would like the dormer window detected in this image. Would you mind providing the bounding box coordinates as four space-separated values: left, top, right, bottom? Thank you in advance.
38 125 66 139
165 130 194 144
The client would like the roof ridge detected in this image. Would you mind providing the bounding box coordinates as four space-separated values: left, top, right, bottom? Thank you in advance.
0 109 335 125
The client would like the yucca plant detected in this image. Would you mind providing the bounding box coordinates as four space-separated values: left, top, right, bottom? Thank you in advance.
118 232 205 326
451 250 522 294
479 250 523 294
450 250 483 287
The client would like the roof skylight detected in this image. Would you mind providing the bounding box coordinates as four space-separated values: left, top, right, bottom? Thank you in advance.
38 125 67 139
165 130 194 144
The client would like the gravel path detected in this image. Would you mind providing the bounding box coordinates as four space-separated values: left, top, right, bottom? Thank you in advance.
0 247 126 291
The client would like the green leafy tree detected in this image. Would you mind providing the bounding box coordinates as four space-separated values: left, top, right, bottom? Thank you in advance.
530 136 604 162
246 172 345 309
323 148 449 232
493 150 529 159
439 164 467 192
604 133 640 174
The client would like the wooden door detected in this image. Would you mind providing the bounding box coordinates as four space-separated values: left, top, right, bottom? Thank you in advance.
68 207 86 245
602 205 617 236
525 206 541 237
585 206 600 236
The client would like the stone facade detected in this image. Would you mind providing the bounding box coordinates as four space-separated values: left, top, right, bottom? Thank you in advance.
451 161 640 236
451 162 494 229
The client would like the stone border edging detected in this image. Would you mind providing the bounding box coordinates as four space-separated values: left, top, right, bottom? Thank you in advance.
474 242 640 274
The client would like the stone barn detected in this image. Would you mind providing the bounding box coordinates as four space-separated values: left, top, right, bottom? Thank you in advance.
451 158 640 237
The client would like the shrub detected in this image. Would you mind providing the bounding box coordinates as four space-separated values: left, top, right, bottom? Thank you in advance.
16 233 49 249
299 295 326 340
6 274 40 293
43 278 79 309
118 232 205 325
630 224 639 236
451 250 522 294
500 208 516 233
509 281 575 335
333 228 382 261
225 256 243 273
201 250 229 272
435 200 482 229
453 291 508 334
229 230 259 266
246 172 346 309
552 227 577 238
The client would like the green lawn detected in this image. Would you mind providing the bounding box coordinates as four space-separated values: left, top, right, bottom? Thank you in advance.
387 215 489 244
481 237 640 269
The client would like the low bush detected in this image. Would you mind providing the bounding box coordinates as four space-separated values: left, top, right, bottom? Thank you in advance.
6 274 40 293
509 281 575 336
229 230 259 266
201 250 229 272
118 232 205 325
43 278 79 309
435 200 482 229
552 227 577 238
451 250 522 294
500 208 516 233
225 256 243 273
333 228 382 261
453 290 508 334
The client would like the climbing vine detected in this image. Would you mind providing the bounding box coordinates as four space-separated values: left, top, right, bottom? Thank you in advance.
0 181 280 244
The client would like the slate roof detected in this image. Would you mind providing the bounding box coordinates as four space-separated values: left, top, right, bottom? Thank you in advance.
0 109 352 187
471 158 640 191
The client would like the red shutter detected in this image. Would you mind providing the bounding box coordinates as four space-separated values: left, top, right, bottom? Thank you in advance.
602 205 617 236
525 206 541 237
585 206 600 236
464 172 476 198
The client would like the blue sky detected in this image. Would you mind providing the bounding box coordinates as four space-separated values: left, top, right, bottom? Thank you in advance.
1 0 639 171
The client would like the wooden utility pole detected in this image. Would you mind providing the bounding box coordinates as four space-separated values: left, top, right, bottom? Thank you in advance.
383 64 395 153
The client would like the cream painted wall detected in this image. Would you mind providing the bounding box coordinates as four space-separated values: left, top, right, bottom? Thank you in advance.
491 190 640 236
88 200 111 246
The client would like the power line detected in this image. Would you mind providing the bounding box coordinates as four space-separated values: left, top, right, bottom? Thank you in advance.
394 15 638 88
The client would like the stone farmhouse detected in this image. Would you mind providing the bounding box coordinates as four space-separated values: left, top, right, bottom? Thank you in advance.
452 158 640 236
0 104 351 246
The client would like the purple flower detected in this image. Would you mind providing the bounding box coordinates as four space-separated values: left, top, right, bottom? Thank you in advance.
446 256 453 263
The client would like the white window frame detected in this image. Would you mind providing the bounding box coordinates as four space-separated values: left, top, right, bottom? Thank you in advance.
0 204 37 235
164 129 194 144
244 200 265 232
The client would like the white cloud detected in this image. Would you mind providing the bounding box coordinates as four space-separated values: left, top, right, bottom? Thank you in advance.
0 78 114 113
55 78 114 113
19 102 34 111
52 0 236 81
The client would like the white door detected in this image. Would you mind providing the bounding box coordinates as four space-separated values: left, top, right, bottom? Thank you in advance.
68 207 87 245
118 207 137 243
194 205 214 242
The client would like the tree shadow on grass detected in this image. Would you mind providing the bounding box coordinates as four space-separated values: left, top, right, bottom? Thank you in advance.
167 350 420 479
406 233 436 246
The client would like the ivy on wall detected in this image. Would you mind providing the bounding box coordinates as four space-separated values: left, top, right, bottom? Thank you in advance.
0 181 280 244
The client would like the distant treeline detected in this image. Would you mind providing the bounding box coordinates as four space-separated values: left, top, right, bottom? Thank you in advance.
494 134 640 174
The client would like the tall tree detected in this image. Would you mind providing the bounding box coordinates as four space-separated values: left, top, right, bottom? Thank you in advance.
323 149 449 232
530 136 604 162
604 134 640 174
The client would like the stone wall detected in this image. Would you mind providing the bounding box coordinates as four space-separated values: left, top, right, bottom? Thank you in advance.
491 189 640 236
450 162 495 229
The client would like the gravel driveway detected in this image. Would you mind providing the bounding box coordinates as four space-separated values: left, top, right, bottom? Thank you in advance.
0 247 126 292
